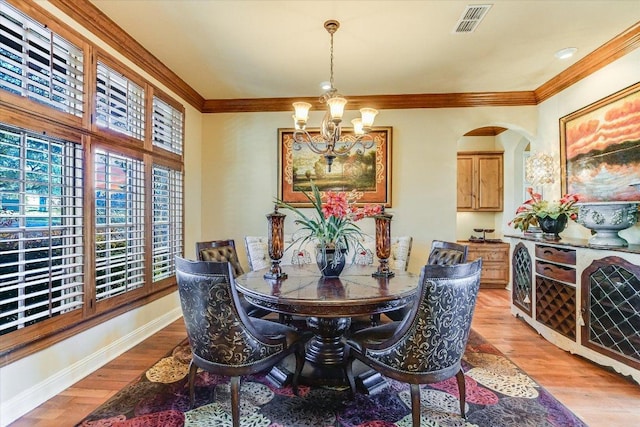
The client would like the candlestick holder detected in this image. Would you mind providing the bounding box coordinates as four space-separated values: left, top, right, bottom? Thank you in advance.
372 206 394 278
264 205 287 279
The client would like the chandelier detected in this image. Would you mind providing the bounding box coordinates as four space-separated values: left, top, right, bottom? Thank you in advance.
292 20 379 172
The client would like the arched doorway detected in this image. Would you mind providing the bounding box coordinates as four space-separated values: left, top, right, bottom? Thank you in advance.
456 125 532 241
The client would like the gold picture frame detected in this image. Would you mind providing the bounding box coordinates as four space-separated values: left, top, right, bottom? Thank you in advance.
560 82 640 202
278 127 392 207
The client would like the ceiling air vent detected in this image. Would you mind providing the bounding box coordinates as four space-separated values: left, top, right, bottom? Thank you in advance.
453 4 492 33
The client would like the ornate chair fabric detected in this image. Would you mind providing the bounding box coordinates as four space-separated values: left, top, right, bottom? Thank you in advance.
382 239 468 322
345 259 483 425
428 240 469 265
352 235 413 271
175 257 310 427
245 235 315 271
196 239 269 318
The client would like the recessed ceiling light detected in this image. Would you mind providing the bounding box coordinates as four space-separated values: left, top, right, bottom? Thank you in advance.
555 47 577 59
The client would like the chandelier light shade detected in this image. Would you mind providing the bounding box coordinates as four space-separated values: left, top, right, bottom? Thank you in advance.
292 20 379 172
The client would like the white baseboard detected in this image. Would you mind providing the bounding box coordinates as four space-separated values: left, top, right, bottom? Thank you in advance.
0 307 182 427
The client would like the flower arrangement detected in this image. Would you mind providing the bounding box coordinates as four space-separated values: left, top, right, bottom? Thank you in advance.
509 188 580 231
276 183 382 255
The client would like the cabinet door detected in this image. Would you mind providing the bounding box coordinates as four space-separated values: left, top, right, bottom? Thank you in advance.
457 152 503 212
456 155 475 210
476 154 503 211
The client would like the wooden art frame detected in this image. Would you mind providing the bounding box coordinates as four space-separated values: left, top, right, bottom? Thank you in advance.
560 82 640 202
278 127 392 207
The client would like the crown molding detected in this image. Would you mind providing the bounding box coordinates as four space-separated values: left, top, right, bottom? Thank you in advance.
535 22 640 103
47 0 205 111
202 92 537 113
46 0 638 113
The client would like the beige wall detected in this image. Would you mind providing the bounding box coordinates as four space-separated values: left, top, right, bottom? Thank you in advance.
200 107 536 273
200 49 640 268
535 48 640 244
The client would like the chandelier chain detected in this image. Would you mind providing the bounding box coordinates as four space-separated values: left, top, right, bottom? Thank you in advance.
329 30 334 90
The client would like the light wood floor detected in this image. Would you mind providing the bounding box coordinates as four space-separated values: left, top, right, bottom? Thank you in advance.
9 289 640 426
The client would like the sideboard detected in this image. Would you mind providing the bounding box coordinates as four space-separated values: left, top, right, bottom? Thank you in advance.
459 240 510 288
507 234 640 384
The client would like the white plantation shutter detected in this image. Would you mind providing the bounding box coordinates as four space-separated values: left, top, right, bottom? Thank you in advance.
0 124 84 335
152 97 183 155
0 1 84 116
0 1 187 351
95 62 145 140
152 164 183 281
94 149 145 300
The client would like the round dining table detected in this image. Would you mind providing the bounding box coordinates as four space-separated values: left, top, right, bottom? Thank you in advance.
235 263 419 389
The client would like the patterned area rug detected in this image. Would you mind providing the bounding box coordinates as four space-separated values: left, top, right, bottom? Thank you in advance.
76 329 586 426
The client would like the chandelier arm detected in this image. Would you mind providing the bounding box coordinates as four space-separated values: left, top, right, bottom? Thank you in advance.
293 130 330 155
331 135 375 156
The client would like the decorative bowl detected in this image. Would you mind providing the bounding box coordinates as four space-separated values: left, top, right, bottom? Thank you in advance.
576 202 639 247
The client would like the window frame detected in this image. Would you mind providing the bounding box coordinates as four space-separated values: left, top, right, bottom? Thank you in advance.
0 0 185 365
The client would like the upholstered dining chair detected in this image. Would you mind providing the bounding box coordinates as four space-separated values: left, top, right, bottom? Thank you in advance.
344 259 483 425
244 235 315 272
427 240 469 265
352 235 413 271
196 239 270 318
175 257 310 427
380 239 468 322
196 239 245 275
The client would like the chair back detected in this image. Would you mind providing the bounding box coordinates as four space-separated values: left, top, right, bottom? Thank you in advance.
427 240 468 265
352 235 413 271
195 239 245 276
364 259 482 382
175 257 286 373
245 235 316 271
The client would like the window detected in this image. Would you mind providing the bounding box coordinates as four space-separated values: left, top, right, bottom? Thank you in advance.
0 0 185 364
152 164 183 281
0 124 84 336
153 96 183 155
0 1 84 116
94 149 145 301
96 61 145 140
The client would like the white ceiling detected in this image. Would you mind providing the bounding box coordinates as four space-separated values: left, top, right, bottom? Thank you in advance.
88 0 640 100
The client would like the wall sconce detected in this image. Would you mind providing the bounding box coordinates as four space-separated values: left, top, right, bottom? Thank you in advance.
372 206 394 278
264 205 287 280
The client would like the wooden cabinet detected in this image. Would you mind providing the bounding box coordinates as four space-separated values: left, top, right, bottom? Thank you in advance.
534 244 577 341
457 151 503 211
508 236 640 384
582 256 640 372
461 241 510 288
512 242 533 316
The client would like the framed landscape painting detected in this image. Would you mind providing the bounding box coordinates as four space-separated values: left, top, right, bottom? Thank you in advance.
278 127 392 207
560 82 640 202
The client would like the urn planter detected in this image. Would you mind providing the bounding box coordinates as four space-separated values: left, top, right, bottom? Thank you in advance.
576 202 639 247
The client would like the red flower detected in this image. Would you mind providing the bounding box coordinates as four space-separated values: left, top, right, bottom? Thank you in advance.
322 191 349 219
